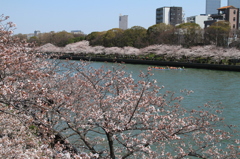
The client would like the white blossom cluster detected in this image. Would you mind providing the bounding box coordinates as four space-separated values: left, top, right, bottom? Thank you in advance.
0 112 71 158
36 41 240 60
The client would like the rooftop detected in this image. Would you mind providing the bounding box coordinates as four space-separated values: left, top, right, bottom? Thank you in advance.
218 5 237 10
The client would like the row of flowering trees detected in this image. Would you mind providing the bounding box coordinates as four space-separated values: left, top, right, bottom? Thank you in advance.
1 15 240 158
37 40 240 65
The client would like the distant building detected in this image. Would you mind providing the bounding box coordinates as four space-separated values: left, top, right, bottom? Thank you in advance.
156 7 170 24
204 6 239 29
187 14 211 28
27 30 40 39
228 0 240 7
228 0 240 29
206 0 221 14
27 33 34 39
119 15 128 30
71 30 84 34
156 6 183 26
34 30 40 36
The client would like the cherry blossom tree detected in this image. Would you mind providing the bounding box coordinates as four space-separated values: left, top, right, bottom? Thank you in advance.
0 14 86 158
1 15 240 158
38 61 239 158
37 40 240 65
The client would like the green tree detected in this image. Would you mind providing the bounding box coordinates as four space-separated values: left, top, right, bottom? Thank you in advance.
86 31 99 41
103 28 124 47
176 23 202 47
38 31 55 46
147 23 174 45
121 26 147 48
36 31 75 47
52 31 74 47
205 21 231 47
67 33 86 44
86 31 106 46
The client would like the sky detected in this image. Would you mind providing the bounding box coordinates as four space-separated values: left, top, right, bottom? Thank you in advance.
1 0 228 35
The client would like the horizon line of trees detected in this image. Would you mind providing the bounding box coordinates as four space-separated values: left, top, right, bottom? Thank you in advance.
14 21 240 49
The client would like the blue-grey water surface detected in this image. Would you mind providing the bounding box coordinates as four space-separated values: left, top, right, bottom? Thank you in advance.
88 61 240 129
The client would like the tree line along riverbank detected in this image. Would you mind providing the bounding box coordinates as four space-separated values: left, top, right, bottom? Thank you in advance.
36 40 240 71
17 22 240 49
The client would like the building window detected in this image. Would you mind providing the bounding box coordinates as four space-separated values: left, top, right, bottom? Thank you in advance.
233 24 236 29
234 10 236 14
233 17 236 21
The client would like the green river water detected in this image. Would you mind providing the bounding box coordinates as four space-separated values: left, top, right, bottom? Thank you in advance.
89 61 240 129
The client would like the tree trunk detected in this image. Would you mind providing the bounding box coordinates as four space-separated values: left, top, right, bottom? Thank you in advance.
106 132 115 159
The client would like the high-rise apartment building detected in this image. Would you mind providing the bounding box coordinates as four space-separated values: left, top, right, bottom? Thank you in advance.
206 0 221 14
156 7 182 26
119 15 128 30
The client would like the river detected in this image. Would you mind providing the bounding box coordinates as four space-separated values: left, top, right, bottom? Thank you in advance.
53 59 240 157
88 61 240 129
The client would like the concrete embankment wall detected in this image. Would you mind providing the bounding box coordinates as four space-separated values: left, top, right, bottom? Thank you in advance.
59 55 240 72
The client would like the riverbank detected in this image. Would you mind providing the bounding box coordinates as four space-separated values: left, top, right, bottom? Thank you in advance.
58 55 240 72
36 40 240 71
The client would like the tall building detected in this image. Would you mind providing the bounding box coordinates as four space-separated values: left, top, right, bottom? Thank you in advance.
206 0 221 14
34 30 40 36
119 15 128 30
228 0 240 8
156 7 182 26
